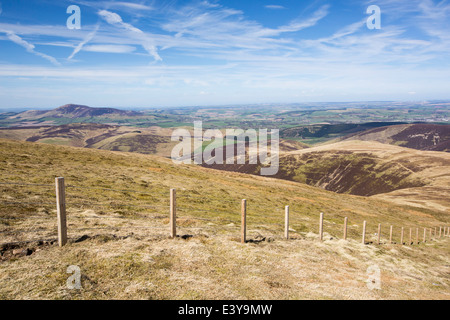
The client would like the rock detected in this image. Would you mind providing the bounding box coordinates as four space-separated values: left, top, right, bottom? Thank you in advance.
12 249 26 256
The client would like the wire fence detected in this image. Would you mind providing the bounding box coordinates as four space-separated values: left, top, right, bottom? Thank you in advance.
1 179 449 247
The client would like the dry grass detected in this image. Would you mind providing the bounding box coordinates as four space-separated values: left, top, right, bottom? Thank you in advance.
0 138 449 300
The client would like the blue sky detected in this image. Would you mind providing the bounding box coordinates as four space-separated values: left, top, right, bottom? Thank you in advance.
0 0 449 109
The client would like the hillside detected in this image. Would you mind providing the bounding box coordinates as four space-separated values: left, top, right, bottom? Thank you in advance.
0 138 449 299
0 123 177 157
205 140 450 213
0 123 308 157
280 122 410 145
341 123 450 152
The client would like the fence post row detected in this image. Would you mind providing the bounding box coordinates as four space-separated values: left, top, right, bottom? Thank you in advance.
55 177 68 247
44 178 450 246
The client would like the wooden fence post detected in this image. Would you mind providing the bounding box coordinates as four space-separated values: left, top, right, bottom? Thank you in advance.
377 224 381 245
423 227 426 243
362 221 367 245
409 228 412 245
170 188 176 238
389 225 393 244
285 206 289 240
416 228 419 244
319 212 324 241
55 177 67 247
439 226 442 238
241 199 247 244
343 217 348 241
401 227 404 245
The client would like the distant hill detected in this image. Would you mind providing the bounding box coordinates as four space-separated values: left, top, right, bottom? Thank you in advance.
341 123 450 152
280 122 409 143
0 123 309 158
0 123 177 157
9 104 142 120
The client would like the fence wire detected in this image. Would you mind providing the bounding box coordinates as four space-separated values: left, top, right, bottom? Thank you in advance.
1 180 447 246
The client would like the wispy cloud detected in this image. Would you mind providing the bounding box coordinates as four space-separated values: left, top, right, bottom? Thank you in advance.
75 1 154 11
2 30 60 66
98 9 162 61
68 25 99 60
103 1 154 11
162 1 329 54
265 5 286 10
254 5 330 37
83 44 136 53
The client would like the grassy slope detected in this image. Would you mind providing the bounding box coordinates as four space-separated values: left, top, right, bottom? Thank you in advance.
0 124 178 157
281 141 450 212
0 138 449 299
340 124 450 152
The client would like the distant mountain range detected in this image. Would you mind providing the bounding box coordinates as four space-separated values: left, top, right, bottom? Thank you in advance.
9 104 142 120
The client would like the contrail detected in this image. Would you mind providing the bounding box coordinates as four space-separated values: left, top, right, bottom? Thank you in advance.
3 30 60 66
68 25 100 60
98 9 162 61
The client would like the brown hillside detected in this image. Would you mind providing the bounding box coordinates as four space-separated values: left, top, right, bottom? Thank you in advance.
204 140 450 213
342 124 450 152
0 138 449 300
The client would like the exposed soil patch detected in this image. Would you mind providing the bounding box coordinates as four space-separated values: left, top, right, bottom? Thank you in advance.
0 239 56 262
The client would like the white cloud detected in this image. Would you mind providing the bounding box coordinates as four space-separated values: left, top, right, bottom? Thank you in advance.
83 44 136 53
74 1 154 12
98 9 162 61
2 30 60 66
255 5 330 37
105 1 153 11
265 5 286 10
